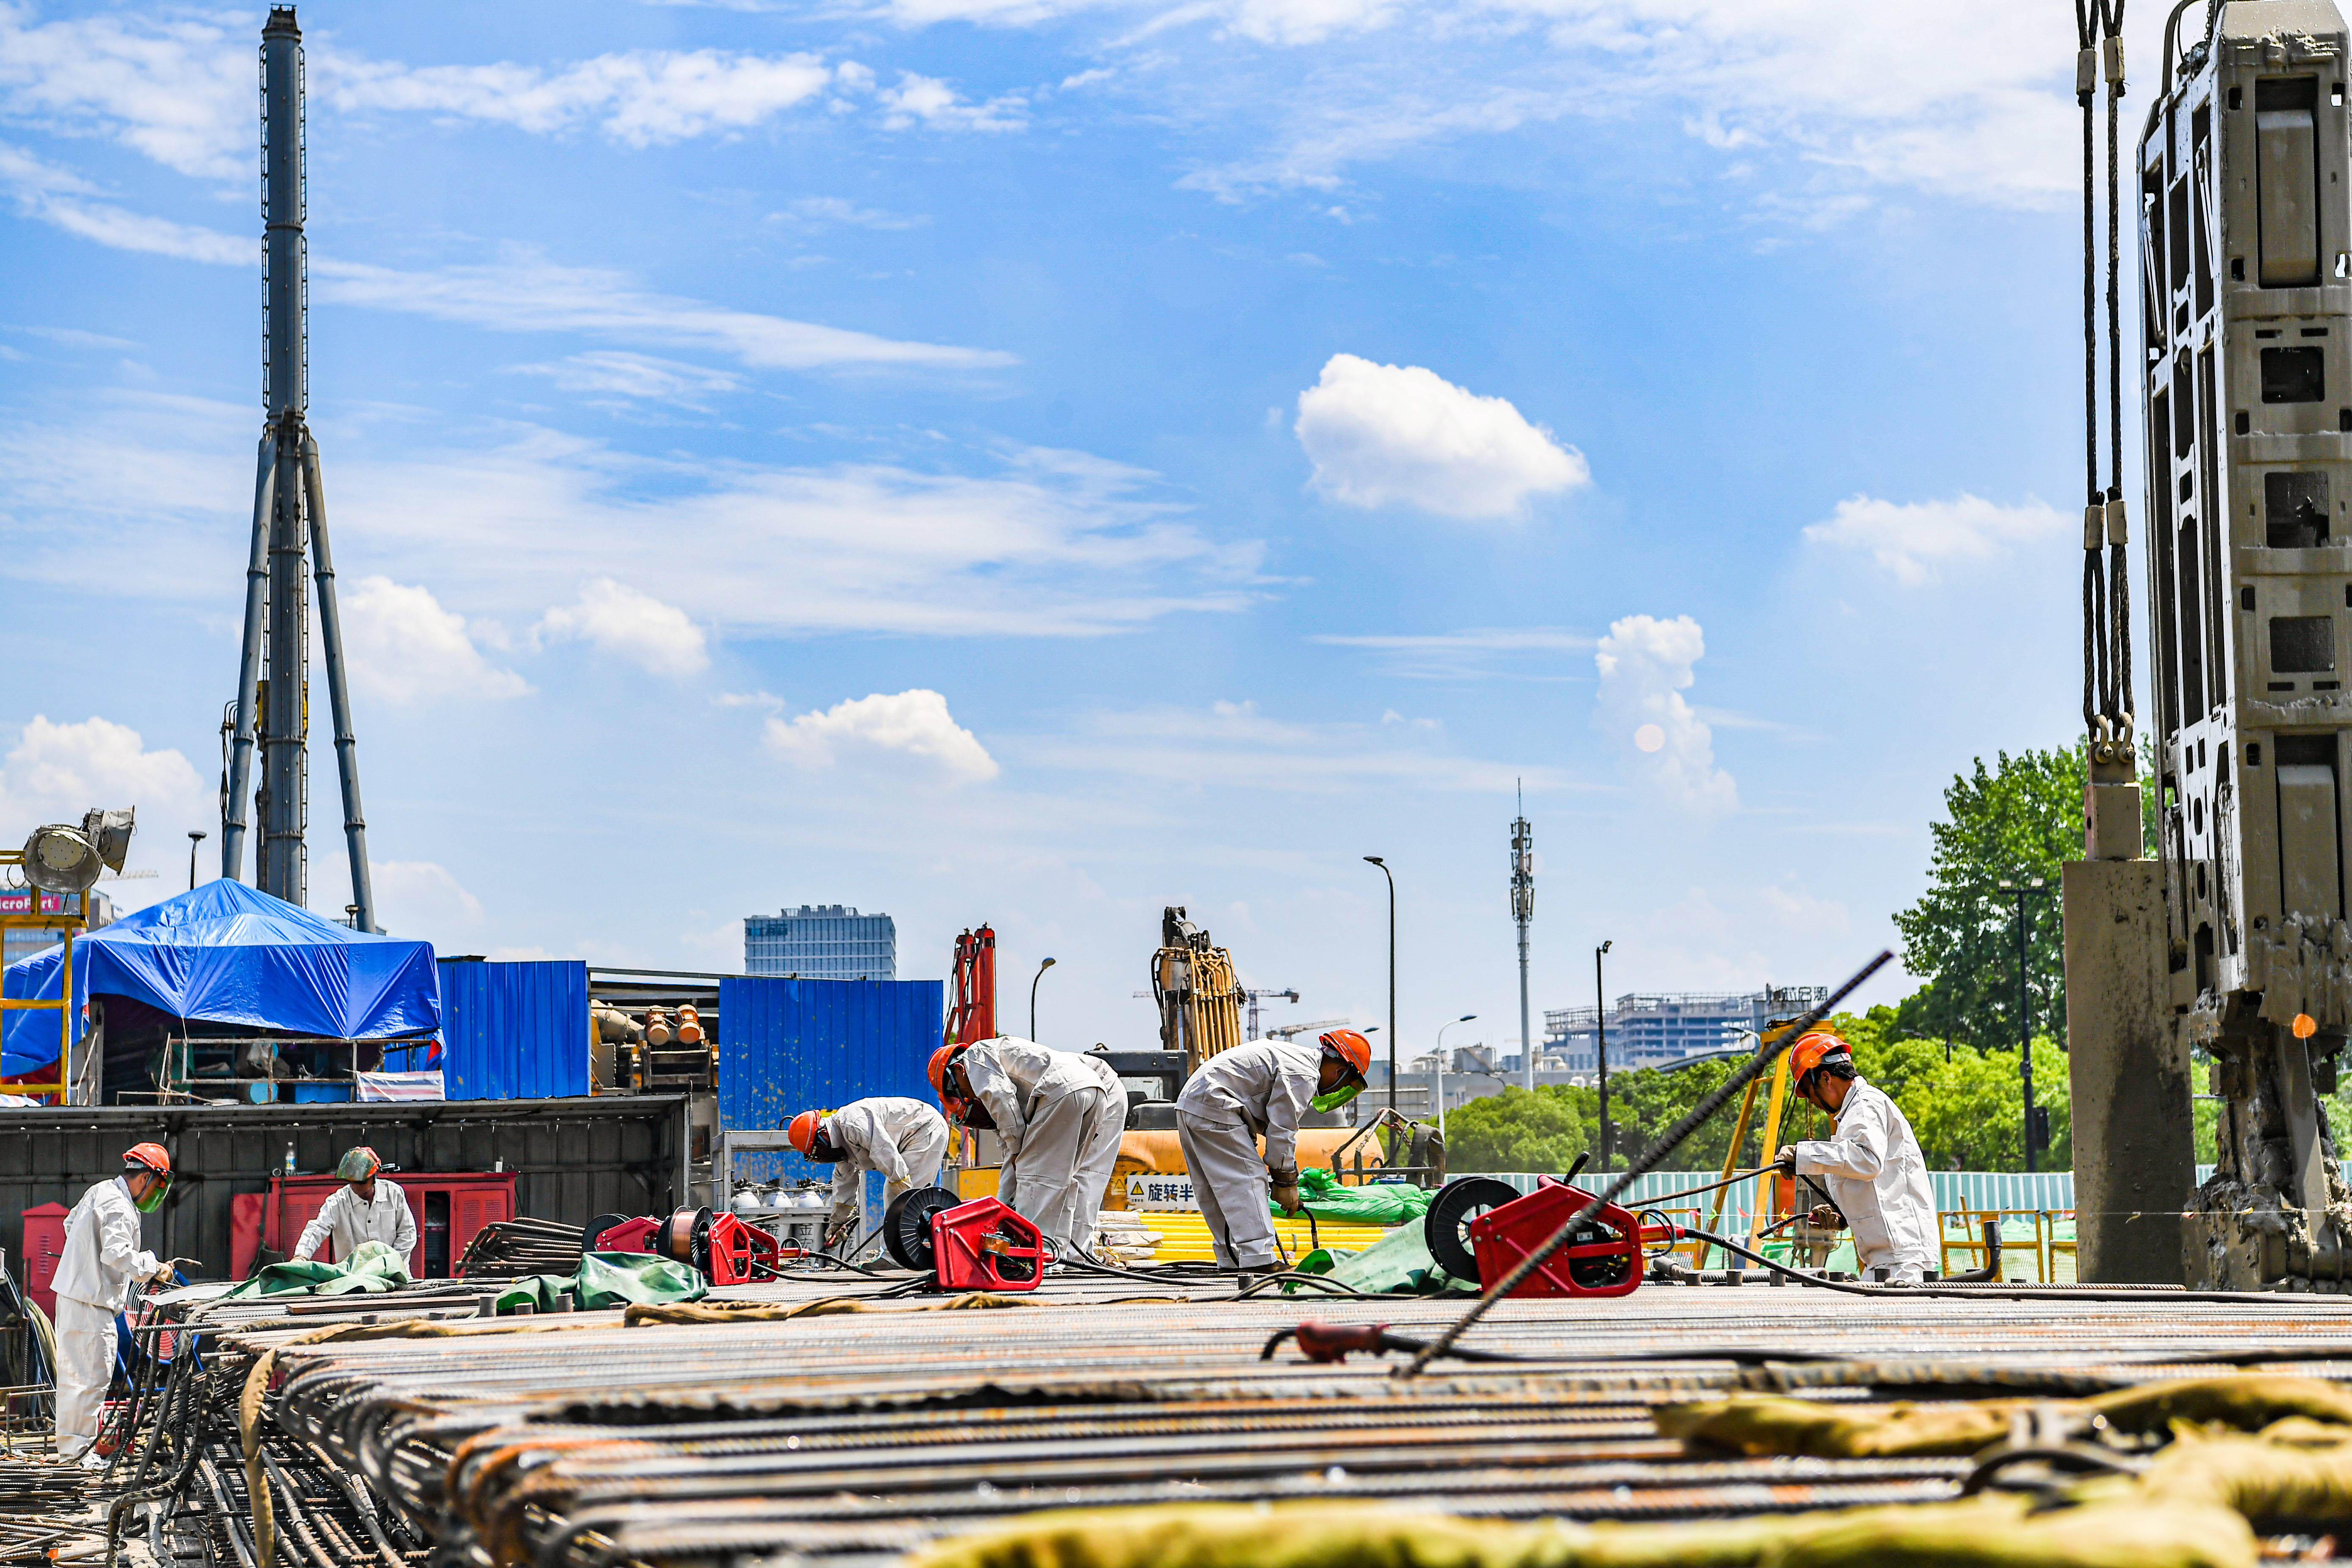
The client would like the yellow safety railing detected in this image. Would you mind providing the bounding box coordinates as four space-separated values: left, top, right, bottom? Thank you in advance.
0 849 87 1103
1939 1209 2077 1282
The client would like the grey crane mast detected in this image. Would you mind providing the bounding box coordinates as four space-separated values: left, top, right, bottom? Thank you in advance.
1511 781 1534 1091
220 5 376 932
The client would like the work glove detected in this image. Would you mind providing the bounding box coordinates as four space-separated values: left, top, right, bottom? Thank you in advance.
1269 1168 1301 1215
1772 1146 1798 1176
1806 1204 1845 1231
824 1218 858 1250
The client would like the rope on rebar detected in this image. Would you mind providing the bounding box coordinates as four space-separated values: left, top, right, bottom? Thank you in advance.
1393 950 1894 1379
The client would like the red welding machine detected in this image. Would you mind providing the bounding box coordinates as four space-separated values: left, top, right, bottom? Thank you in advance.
1456 1179 1675 1299
595 1207 783 1287
929 1197 1045 1291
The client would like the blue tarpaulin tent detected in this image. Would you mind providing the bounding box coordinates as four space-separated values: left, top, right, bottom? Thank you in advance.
1 880 441 1075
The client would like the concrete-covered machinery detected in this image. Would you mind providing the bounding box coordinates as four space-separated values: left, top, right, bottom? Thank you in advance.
2076 0 2352 1289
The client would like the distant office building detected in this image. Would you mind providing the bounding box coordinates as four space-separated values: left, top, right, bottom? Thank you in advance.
744 905 896 980
1543 985 1827 1073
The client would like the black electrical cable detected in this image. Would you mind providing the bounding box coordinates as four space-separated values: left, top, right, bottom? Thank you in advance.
1395 950 1895 1378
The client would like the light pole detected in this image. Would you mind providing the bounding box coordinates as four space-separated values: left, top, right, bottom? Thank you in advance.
187 830 207 891
1029 957 1056 1042
1434 1014 1476 1141
1996 878 2052 1171
1595 940 1613 1173
1364 856 1396 1113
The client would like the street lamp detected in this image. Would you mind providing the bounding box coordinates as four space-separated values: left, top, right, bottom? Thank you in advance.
1029 957 1056 1042
1996 878 2053 1171
187 830 207 891
1364 856 1396 1113
1434 1014 1476 1141
1595 940 1613 1173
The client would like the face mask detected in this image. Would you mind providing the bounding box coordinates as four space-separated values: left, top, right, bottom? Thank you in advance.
1311 1082 1363 1112
806 1133 844 1162
133 1174 169 1213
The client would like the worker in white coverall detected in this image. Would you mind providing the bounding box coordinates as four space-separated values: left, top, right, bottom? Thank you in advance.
52 1143 179 1466
1174 1030 1372 1278
1774 1030 1939 1285
931 1038 1123 1259
787 1098 950 1248
293 1147 418 1266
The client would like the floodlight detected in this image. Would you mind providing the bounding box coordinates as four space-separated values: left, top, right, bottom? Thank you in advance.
22 825 103 894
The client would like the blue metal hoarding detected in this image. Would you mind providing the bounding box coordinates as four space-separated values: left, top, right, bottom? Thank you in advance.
718 976 942 1186
438 959 589 1100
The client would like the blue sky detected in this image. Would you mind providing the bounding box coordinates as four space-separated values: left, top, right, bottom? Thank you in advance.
0 0 2141 1062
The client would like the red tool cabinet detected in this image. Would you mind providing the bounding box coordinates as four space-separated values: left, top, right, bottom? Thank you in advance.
20 1202 67 1320
254 1172 514 1279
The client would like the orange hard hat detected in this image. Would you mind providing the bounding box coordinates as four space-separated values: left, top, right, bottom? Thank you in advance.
1787 1030 1849 1089
1318 1029 1373 1077
928 1043 964 1095
787 1110 825 1156
123 1141 171 1176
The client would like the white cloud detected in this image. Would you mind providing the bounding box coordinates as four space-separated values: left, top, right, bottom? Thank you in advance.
1802 493 2069 585
1592 613 1736 817
320 48 838 145
1294 354 1587 519
0 715 204 827
340 577 533 703
1222 0 1400 43
0 140 248 265
313 255 1014 372
764 689 1000 783
0 7 248 180
508 351 744 404
535 579 710 677
0 397 1262 640
772 195 928 229
1314 627 1589 652
874 72 1028 132
370 860 486 928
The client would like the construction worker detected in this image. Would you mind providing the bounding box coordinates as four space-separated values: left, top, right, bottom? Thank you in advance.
1174 1029 1371 1278
1774 1030 1938 1285
52 1143 176 1465
292 1147 417 1267
930 1038 1123 1260
787 1097 951 1249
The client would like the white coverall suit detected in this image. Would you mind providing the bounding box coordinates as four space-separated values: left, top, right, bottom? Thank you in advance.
51 1176 162 1459
821 1097 951 1234
293 1180 418 1266
1791 1074 1940 1284
962 1039 1124 1257
1174 1038 1319 1270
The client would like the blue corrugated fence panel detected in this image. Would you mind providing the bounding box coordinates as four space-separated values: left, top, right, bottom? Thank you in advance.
437 960 589 1100
718 977 943 1187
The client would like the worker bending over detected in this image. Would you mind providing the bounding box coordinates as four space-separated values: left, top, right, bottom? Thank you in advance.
1175 1030 1369 1278
1774 1030 1938 1285
931 1038 1123 1260
53 1143 177 1466
293 1147 417 1266
787 1097 950 1248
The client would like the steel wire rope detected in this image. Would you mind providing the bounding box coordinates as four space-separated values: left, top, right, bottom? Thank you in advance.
1392 949 1895 1378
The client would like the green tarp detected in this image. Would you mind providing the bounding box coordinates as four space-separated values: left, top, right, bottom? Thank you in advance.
1271 1167 1433 1224
1289 1219 1476 1296
226 1239 412 1298
492 1251 708 1313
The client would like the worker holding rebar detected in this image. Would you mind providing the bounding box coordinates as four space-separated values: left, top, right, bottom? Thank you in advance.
52 1143 180 1466
1774 1030 1938 1285
787 1097 951 1249
292 1147 417 1266
930 1037 1124 1261
1175 1030 1371 1279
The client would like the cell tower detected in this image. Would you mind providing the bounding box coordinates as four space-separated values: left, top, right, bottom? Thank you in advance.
1511 782 1534 1090
220 6 376 931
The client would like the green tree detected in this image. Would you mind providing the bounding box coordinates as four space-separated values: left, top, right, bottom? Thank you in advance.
1892 1036 2072 1171
1892 747 2089 1053
1443 1085 1589 1172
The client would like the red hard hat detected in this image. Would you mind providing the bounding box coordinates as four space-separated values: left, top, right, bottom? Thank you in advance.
1788 1030 1849 1088
1318 1029 1372 1077
787 1110 825 1156
124 1141 171 1176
